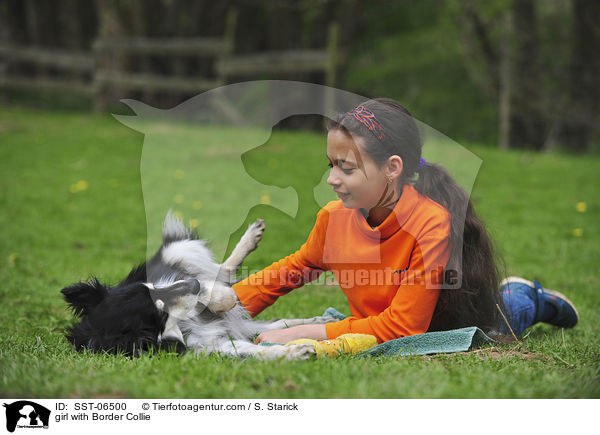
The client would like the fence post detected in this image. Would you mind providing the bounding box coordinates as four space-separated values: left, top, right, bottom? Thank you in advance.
218 7 238 85
325 21 340 116
212 7 247 126
91 39 103 112
94 0 128 112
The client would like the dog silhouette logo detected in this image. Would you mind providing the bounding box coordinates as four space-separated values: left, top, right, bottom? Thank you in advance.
3 401 50 432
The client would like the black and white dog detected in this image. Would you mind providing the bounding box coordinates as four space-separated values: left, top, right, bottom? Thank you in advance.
61 212 334 360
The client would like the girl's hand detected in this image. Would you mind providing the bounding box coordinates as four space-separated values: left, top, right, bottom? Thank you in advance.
254 324 327 344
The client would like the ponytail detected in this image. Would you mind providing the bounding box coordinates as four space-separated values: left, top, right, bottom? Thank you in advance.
414 162 505 333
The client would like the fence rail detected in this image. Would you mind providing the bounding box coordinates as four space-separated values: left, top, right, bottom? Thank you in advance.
216 50 330 75
0 44 93 72
0 10 341 113
92 37 232 56
0 75 94 95
94 71 223 93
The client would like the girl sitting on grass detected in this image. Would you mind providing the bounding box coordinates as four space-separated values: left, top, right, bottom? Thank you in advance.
232 98 579 344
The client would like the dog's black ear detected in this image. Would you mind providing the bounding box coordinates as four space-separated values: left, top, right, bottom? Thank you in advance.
61 278 108 317
119 263 147 286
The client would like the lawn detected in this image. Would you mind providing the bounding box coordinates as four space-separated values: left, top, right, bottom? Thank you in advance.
0 107 598 398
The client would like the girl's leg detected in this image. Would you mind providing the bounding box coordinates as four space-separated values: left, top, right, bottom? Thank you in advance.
499 280 537 337
498 277 579 337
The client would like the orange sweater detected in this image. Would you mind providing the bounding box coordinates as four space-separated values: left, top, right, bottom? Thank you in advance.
233 184 452 343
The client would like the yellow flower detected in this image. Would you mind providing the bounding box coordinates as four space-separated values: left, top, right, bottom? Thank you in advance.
70 180 88 193
576 202 587 213
173 210 182 219
174 169 185 179
8 253 18 265
261 193 271 205
190 219 200 228
572 228 583 237
193 201 203 210
174 194 184 204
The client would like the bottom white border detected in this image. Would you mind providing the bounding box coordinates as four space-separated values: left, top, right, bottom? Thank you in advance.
0 399 595 435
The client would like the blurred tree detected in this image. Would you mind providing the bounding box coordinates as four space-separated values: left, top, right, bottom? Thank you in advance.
459 0 501 96
510 0 546 149
448 0 598 151
498 10 512 150
558 0 600 153
57 0 84 50
24 0 57 78
0 0 7 101
3 1 25 45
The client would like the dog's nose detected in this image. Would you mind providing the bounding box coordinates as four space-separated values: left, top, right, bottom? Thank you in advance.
167 279 201 295
150 279 202 307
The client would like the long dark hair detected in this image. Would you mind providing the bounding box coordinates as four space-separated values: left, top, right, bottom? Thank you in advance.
328 97 506 334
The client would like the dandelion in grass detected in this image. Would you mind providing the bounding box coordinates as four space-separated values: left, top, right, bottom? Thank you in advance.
576 202 587 213
260 191 271 205
190 219 199 229
174 169 185 180
8 253 18 265
69 180 88 193
572 228 583 237
174 194 184 204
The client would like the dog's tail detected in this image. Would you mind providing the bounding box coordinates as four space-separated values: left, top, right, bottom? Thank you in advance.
162 210 198 245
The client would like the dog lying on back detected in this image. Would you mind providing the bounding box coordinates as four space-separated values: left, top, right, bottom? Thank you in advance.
61 212 334 360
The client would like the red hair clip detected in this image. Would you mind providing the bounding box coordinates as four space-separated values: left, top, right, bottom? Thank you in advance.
347 105 385 140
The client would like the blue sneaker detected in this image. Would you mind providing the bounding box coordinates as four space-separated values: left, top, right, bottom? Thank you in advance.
500 276 579 329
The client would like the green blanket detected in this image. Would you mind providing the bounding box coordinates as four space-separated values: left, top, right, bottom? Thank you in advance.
322 307 495 357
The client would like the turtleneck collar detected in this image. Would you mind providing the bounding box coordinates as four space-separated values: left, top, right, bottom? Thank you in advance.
352 184 420 240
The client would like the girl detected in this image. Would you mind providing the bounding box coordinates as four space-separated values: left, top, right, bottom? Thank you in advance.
232 98 579 345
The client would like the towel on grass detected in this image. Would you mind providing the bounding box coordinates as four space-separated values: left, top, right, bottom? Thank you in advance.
322 307 495 357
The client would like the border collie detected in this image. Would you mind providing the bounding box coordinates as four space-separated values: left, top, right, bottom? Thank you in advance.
61 212 335 360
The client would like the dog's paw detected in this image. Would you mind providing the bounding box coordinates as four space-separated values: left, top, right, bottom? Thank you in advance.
207 285 237 312
284 344 317 360
200 282 238 313
241 219 265 253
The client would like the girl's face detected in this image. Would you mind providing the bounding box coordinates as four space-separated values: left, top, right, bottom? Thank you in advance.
326 128 391 212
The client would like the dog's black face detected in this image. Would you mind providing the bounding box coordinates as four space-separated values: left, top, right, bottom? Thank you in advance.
61 278 170 356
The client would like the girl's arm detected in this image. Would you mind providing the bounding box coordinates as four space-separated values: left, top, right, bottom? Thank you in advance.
233 208 329 316
253 324 327 344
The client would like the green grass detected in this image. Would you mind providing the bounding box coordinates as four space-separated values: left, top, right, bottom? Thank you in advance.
1 107 599 398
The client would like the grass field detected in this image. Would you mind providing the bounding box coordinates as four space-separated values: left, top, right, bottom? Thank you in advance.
1 107 599 398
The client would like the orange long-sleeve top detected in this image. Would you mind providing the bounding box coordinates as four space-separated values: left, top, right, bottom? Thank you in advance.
232 184 452 343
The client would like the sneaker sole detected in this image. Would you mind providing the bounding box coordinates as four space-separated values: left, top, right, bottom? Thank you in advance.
500 276 580 324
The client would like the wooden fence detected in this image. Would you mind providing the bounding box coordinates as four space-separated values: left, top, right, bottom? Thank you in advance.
0 44 94 95
0 8 341 114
